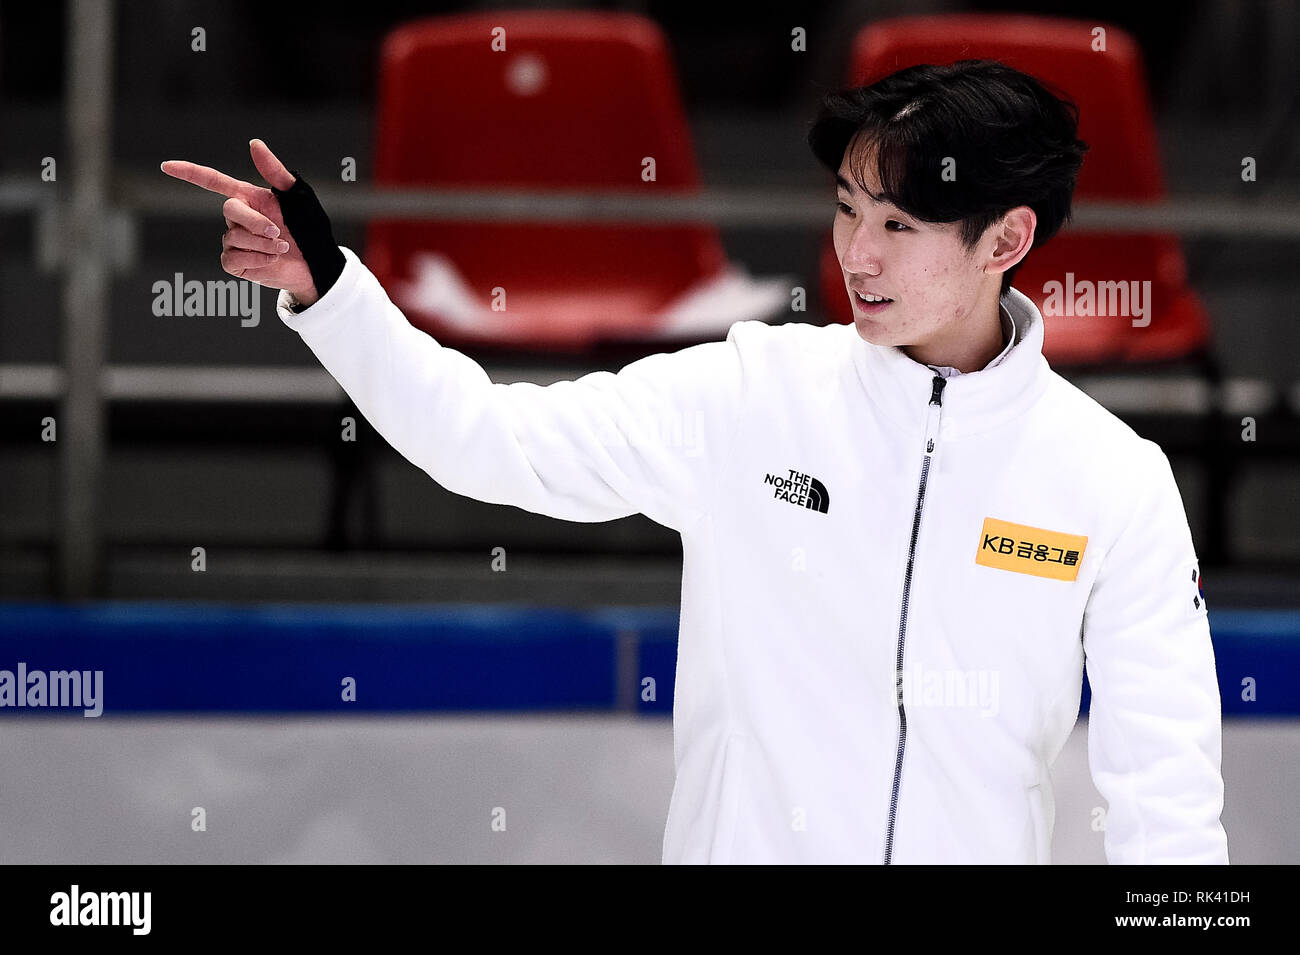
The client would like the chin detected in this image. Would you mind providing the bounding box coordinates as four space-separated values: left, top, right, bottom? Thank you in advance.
852 316 897 346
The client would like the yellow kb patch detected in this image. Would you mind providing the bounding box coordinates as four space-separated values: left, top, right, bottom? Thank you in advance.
975 517 1088 582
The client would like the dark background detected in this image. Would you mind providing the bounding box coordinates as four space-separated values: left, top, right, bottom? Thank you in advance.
1 0 1297 603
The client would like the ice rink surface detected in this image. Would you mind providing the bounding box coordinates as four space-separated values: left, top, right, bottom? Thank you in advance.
1 714 1291 864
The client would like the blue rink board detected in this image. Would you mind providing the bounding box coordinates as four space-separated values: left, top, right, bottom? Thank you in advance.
0 602 1295 716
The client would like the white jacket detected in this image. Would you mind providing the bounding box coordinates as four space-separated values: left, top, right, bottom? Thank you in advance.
278 247 1229 865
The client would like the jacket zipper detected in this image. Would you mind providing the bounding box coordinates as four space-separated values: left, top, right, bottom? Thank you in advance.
883 373 947 865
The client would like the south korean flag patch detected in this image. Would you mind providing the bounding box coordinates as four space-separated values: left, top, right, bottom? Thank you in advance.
1190 561 1207 616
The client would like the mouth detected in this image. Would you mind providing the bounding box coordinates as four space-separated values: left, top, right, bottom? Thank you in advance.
852 289 894 312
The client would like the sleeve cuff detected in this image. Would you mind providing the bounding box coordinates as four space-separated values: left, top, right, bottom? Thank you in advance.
276 245 368 336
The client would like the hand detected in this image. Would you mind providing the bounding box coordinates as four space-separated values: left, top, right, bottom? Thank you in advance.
161 139 319 307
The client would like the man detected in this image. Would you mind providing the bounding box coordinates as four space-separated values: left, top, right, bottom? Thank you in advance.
161 58 1228 864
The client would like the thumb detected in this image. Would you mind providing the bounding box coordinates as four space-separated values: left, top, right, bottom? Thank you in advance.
249 138 296 191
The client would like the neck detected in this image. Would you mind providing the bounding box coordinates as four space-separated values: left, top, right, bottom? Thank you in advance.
902 296 1007 373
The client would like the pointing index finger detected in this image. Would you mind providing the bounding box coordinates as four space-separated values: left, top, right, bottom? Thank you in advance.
160 159 258 200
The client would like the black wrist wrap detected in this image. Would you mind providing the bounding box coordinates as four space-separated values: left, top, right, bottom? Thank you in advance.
271 170 346 299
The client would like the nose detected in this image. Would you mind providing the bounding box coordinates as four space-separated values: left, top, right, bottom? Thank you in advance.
839 220 882 276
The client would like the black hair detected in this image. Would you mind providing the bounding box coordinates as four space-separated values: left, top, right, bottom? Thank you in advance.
807 59 1089 295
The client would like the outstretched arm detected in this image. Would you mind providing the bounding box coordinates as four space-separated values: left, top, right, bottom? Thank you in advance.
160 141 750 531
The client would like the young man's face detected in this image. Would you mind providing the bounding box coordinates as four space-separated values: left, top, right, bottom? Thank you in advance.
833 142 994 353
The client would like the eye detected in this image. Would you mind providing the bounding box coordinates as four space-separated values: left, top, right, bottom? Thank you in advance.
885 220 910 232
836 200 854 216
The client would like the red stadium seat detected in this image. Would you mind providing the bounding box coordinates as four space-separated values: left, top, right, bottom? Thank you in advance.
820 14 1213 369
367 11 750 352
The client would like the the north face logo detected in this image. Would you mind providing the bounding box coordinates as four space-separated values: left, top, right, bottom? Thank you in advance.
763 469 830 513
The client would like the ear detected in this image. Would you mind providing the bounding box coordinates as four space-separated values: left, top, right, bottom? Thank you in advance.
983 206 1037 278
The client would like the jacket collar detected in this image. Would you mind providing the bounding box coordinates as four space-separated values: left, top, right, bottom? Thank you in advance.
850 287 1052 437
925 302 1017 378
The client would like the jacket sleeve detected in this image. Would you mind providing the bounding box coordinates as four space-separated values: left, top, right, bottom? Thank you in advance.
1081 439 1229 864
275 246 749 532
